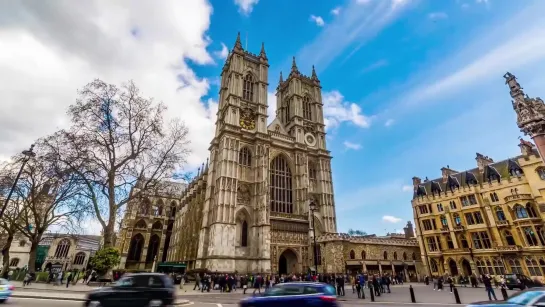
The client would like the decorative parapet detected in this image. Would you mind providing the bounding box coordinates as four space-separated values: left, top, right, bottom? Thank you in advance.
504 194 532 203
316 233 419 246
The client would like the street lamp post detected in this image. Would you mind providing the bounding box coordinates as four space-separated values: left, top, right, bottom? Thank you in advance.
309 201 318 276
0 144 36 219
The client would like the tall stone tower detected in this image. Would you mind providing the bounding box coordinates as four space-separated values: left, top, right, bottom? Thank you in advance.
191 33 337 274
504 72 545 162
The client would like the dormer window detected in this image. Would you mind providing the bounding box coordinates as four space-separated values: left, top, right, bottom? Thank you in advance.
243 74 254 101
508 159 523 177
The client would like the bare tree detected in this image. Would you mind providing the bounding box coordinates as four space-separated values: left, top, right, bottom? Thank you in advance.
0 165 23 277
5 143 87 273
43 79 190 248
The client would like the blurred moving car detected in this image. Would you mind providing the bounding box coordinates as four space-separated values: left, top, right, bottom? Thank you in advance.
467 288 545 307
0 278 14 303
505 273 543 290
239 282 338 307
84 273 176 307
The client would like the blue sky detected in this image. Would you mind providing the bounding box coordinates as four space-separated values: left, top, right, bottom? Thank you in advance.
3 0 545 236
194 0 545 235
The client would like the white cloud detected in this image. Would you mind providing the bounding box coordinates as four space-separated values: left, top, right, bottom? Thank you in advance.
402 185 412 192
234 0 259 15
343 141 362 150
322 91 371 129
382 215 402 223
428 12 448 20
356 0 372 4
385 119 395 127
214 42 229 59
0 1 217 169
296 0 411 72
310 15 325 27
362 59 388 73
331 7 341 15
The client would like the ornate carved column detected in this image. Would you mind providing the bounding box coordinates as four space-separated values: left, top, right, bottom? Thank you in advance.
504 72 545 163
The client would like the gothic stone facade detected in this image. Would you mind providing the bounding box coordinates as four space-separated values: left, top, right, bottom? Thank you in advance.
166 35 337 274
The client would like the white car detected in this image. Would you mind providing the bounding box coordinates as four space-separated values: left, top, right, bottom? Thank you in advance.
0 278 14 303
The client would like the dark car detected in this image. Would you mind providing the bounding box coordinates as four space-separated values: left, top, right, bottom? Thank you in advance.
239 282 338 307
467 288 545 307
505 273 543 290
84 273 176 307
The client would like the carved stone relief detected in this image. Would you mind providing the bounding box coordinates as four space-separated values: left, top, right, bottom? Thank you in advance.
237 183 251 205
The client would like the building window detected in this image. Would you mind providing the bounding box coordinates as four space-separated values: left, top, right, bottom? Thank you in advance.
302 95 312 120
446 235 454 249
422 220 433 231
490 192 499 202
427 237 438 252
412 252 416 260
19 240 26 247
241 221 248 247
460 234 469 248
74 252 86 265
54 239 71 258
361 250 366 260
403 252 407 261
492 259 505 275
526 203 538 218
308 162 317 180
135 219 147 229
430 259 438 272
127 233 144 261
316 245 322 265
449 201 457 209
139 198 151 215
349 250 355 259
525 257 541 276
523 227 539 246
465 213 475 225
514 204 528 219
419 205 429 215
476 259 492 275
471 231 492 249
393 252 398 260
504 230 516 246
537 167 545 180
440 215 448 227
465 211 484 225
239 147 252 167
508 259 523 274
9 258 19 267
383 251 388 260
496 207 506 221
437 203 444 212
453 213 462 226
242 74 254 101
270 155 293 214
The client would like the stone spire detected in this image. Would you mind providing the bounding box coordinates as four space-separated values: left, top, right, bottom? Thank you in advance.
233 32 243 52
291 56 299 74
279 71 283 83
311 65 318 81
259 42 267 60
504 72 525 100
504 72 545 138
201 162 205 174
197 167 201 177
205 157 209 170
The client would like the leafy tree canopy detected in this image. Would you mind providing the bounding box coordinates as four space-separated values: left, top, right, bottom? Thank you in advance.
89 247 121 274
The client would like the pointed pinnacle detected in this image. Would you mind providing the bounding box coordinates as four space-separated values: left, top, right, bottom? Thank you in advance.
234 32 243 50
279 71 283 83
291 56 298 73
311 65 318 80
260 42 267 58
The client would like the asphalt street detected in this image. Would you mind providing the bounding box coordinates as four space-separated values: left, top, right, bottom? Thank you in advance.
4 297 462 307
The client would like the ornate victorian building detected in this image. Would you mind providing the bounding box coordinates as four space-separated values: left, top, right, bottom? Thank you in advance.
412 139 545 280
165 34 337 274
116 181 186 270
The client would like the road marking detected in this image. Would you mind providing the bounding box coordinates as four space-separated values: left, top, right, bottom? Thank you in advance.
217 304 223 307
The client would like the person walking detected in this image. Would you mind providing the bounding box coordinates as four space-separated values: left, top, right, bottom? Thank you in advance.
66 272 73 288
483 274 498 301
193 273 201 291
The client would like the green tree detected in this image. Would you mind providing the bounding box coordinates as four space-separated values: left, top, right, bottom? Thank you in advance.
347 229 367 236
90 247 121 274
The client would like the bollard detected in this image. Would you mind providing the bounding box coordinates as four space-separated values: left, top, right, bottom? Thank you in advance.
501 288 508 300
453 287 461 304
409 285 416 303
370 286 375 302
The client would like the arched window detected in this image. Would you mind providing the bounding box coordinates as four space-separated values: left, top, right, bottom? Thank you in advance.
127 233 144 261
525 257 541 276
490 192 499 202
243 74 254 101
170 204 177 218
152 221 163 230
526 203 538 218
308 162 317 180
453 213 461 226
393 252 398 260
54 239 71 258
460 234 469 248
139 198 151 215
524 227 539 246
504 230 516 246
285 99 291 123
241 220 248 247
403 252 407 261
362 250 366 260
412 252 416 261
302 96 312 120
270 155 293 214
492 259 505 275
537 227 545 246
74 252 86 265
515 204 528 219
508 259 523 274
430 259 438 272
19 240 26 247
145 234 160 263
239 147 252 167
383 251 388 260
496 207 506 221
536 167 545 180
135 219 147 229
9 258 19 267
349 250 355 259
539 259 545 275
440 215 448 226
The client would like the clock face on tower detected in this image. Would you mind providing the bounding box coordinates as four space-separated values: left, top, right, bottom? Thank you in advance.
240 108 256 130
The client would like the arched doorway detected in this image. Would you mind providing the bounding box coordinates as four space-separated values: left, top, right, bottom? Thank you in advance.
448 259 459 276
278 249 298 275
461 258 472 276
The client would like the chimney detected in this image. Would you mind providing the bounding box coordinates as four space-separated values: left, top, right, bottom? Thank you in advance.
404 221 415 238
519 138 535 156
441 165 457 182
476 153 494 171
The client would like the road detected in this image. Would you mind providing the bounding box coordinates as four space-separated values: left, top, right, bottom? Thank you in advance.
4 297 462 307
